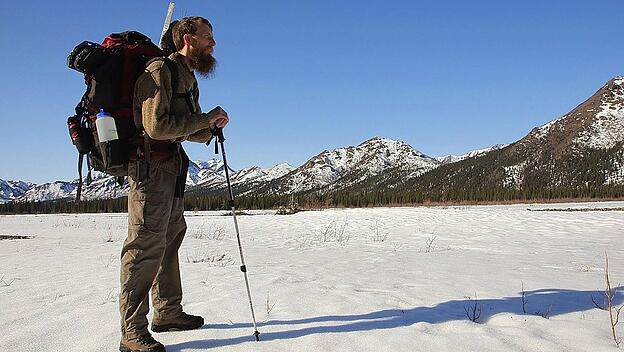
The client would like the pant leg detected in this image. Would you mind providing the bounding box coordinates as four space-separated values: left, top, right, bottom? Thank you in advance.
119 162 177 338
151 197 187 319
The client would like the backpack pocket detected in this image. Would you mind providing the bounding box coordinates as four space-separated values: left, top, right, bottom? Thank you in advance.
67 114 94 155
91 127 129 177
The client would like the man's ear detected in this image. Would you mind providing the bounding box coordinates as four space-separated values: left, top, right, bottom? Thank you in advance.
183 33 193 47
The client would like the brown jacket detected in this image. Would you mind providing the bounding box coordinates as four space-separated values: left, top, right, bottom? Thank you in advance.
133 52 213 174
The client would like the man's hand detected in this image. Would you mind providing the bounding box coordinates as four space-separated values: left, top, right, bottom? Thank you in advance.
207 106 229 129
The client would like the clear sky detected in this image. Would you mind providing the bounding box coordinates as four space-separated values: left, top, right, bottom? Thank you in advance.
1 0 623 184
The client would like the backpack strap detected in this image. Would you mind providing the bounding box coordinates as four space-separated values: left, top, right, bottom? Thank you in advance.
162 58 179 95
163 57 199 114
76 154 83 201
137 57 180 180
144 57 180 98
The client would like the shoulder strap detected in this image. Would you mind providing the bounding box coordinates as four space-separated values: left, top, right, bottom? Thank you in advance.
76 154 83 202
162 57 199 114
162 58 179 94
145 57 180 94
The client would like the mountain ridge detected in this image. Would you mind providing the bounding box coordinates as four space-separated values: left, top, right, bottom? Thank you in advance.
3 77 623 204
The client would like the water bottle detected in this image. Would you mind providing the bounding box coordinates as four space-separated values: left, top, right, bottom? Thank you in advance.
95 109 118 142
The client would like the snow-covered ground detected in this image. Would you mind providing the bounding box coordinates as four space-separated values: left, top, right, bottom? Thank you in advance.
1 202 623 351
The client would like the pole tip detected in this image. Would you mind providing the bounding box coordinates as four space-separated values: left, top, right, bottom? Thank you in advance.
253 330 260 341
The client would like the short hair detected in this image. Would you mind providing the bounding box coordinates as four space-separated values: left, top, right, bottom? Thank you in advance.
172 16 213 51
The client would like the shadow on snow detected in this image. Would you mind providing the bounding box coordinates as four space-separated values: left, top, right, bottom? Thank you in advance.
168 287 623 350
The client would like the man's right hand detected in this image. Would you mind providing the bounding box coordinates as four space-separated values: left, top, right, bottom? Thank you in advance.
207 106 229 129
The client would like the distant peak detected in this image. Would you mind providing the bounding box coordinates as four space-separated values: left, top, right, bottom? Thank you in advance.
360 136 403 146
272 162 293 169
606 76 624 89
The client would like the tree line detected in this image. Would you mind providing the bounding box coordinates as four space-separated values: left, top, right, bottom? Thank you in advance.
2 185 623 214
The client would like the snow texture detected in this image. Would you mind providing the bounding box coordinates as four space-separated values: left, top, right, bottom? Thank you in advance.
604 148 624 185
232 163 294 185
531 116 566 140
279 137 439 193
3 160 291 203
576 77 624 149
503 162 526 189
0 179 33 203
436 144 508 164
1 202 623 351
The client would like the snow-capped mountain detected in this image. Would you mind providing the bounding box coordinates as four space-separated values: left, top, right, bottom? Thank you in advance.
5 77 624 204
7 159 293 203
232 163 294 185
15 172 126 202
0 179 34 203
5 138 442 202
405 76 624 192
186 159 293 189
503 76 624 187
435 144 509 164
187 159 231 187
252 137 440 195
527 77 624 151
17 181 77 203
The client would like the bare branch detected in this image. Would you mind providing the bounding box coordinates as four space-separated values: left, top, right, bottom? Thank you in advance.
265 293 276 316
592 295 607 310
0 275 15 287
603 252 621 348
464 294 482 323
521 281 528 314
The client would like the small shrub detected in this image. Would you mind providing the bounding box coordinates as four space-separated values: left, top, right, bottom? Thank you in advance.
0 275 15 287
185 247 233 266
464 294 482 323
370 220 388 242
189 224 226 241
316 220 350 245
423 235 437 253
100 288 117 305
276 206 301 215
266 293 277 317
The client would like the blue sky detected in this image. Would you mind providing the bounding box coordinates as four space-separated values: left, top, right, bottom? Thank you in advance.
1 0 623 183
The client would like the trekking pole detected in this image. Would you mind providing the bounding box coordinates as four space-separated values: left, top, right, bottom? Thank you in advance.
209 128 261 342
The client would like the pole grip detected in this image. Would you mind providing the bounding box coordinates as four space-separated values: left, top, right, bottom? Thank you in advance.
211 127 225 142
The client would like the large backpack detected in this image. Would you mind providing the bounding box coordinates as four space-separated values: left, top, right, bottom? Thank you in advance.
67 31 179 201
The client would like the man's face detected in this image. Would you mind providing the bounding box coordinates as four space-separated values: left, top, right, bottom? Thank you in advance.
187 23 217 77
192 24 216 54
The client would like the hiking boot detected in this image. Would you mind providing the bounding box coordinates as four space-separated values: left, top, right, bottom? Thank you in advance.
151 312 204 332
119 334 165 352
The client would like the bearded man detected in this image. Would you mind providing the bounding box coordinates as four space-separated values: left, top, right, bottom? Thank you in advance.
118 16 229 352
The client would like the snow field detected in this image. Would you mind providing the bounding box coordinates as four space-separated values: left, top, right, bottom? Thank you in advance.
0 202 623 351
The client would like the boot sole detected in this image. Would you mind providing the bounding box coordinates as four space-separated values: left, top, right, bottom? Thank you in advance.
151 322 203 333
119 344 166 352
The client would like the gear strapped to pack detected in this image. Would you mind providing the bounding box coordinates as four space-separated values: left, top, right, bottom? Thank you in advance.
67 31 197 201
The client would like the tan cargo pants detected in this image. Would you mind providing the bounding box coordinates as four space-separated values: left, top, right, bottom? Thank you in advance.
119 161 187 339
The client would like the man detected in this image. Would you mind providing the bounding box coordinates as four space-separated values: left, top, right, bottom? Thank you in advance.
119 16 228 352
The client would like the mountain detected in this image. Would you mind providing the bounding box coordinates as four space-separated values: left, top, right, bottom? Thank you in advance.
5 77 623 204
16 172 126 202
0 179 34 203
244 137 440 195
187 159 231 187
435 144 508 164
17 180 77 203
232 163 294 185
7 159 293 203
403 77 624 195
